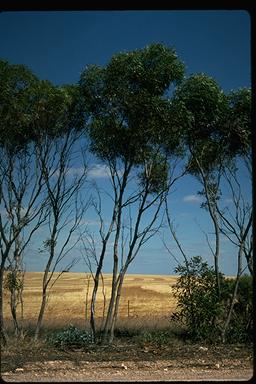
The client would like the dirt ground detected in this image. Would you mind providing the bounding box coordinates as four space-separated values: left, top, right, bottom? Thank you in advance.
1 339 254 382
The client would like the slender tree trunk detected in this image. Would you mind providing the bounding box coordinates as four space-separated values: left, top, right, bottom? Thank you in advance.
19 275 25 339
34 286 48 340
100 273 106 332
102 170 128 343
102 214 122 342
109 268 127 343
211 210 221 297
85 274 90 322
10 283 20 336
90 240 108 342
0 265 8 345
192 152 222 297
34 251 53 340
221 242 243 343
102 275 118 343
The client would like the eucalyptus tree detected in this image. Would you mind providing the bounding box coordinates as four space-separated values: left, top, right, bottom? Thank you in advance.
0 60 47 343
35 125 89 339
32 81 90 340
217 88 252 342
171 74 233 296
171 75 252 341
0 60 89 343
219 88 252 276
79 43 186 343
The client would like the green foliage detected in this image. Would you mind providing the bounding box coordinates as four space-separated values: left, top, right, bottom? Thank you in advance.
0 59 38 150
174 74 228 138
226 88 251 157
114 327 141 338
0 60 80 151
79 43 185 164
139 153 169 194
138 329 173 346
172 256 223 342
223 275 253 343
172 74 251 175
4 271 23 293
172 257 253 343
47 325 92 349
172 74 230 174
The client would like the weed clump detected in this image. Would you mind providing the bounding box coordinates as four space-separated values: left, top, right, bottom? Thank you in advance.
47 324 92 349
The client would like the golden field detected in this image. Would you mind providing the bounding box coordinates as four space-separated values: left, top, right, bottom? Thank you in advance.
3 272 178 329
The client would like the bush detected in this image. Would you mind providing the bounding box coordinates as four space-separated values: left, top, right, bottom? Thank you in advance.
114 327 141 338
47 324 92 349
137 329 173 346
223 275 253 343
171 256 253 343
172 256 223 342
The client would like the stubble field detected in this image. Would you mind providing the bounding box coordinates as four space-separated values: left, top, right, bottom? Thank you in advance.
3 272 178 329
2 272 253 382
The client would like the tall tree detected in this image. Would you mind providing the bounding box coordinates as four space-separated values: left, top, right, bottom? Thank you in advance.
79 43 185 343
172 76 252 340
171 74 231 296
0 60 46 344
34 128 88 340
0 60 88 343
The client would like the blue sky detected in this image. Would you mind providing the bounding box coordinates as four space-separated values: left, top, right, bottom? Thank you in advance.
0 10 251 275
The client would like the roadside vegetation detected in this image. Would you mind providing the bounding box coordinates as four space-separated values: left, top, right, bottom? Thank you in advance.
0 41 252 358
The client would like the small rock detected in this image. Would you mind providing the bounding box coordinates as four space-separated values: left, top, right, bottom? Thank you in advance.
199 346 208 351
121 363 128 370
15 368 24 372
164 368 168 371
215 363 220 369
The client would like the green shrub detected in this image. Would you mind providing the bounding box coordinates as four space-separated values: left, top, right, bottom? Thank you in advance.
171 256 253 343
114 327 141 338
223 275 253 343
138 329 173 346
47 324 92 349
172 256 223 342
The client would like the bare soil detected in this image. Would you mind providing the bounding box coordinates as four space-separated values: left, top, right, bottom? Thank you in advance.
1 339 253 382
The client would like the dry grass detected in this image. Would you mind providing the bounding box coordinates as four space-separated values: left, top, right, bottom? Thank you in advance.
3 272 178 329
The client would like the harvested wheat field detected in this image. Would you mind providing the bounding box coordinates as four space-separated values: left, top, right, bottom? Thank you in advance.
3 272 178 329
2 272 253 382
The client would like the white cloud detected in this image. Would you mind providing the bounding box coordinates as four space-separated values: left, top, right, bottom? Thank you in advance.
88 164 111 179
66 167 85 177
88 164 123 179
183 194 201 203
52 167 85 178
83 219 100 226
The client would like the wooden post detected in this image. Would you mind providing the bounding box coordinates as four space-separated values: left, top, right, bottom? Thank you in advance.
127 300 130 318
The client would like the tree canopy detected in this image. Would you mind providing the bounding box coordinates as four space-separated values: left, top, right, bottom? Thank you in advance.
0 60 81 151
79 43 185 165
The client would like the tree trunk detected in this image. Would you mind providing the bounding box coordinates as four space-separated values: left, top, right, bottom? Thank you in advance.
221 243 243 343
34 287 47 340
34 255 52 340
90 239 108 342
85 274 90 322
102 275 117 343
0 265 8 345
211 210 221 297
10 285 20 336
108 269 127 343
